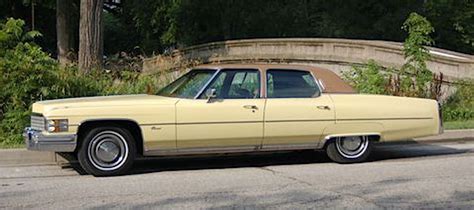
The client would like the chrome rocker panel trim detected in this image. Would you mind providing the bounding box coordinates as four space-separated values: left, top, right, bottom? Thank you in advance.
23 127 77 152
144 143 322 156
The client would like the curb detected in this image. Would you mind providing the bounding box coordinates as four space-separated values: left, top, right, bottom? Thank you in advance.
1 129 473 166
413 129 474 143
0 149 57 166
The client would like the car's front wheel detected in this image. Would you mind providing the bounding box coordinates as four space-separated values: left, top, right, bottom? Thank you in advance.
78 126 136 176
326 136 373 163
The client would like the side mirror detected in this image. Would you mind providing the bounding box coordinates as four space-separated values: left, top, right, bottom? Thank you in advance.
205 88 217 103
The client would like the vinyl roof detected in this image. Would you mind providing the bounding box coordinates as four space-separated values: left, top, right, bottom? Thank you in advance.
194 63 356 94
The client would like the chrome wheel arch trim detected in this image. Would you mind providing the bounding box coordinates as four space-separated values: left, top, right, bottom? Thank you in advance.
77 118 144 155
319 133 381 149
77 118 142 127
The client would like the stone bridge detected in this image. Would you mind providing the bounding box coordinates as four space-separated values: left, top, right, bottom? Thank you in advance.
144 38 474 82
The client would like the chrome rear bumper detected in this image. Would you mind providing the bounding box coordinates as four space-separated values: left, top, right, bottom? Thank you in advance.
23 127 77 152
438 103 444 134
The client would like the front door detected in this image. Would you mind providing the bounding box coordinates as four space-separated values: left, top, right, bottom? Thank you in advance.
176 69 264 151
263 69 335 148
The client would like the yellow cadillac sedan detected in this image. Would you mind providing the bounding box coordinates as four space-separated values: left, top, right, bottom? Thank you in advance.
24 64 443 176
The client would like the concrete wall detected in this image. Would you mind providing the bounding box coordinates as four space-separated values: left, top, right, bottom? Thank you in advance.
144 38 474 82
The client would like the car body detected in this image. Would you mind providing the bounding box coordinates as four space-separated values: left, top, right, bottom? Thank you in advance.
24 64 443 176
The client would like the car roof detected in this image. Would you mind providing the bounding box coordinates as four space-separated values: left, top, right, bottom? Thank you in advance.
193 63 356 94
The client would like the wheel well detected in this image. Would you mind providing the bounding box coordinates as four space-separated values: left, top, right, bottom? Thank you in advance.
323 134 380 148
77 120 144 155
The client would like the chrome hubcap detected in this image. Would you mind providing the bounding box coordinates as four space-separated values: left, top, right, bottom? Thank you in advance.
88 131 128 171
96 141 120 162
335 136 369 159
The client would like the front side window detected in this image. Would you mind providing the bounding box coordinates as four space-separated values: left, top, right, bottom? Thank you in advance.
200 69 260 99
157 69 216 98
267 69 320 98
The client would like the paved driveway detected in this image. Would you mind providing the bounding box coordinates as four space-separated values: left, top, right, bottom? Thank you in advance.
1 141 473 209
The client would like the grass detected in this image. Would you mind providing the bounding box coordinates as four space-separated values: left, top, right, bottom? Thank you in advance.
0 143 24 149
444 120 474 130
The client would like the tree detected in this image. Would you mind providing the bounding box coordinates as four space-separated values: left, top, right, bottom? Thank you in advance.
78 0 104 73
56 0 75 66
425 0 474 54
401 12 435 97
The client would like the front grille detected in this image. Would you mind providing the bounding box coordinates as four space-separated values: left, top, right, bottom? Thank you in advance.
31 115 45 131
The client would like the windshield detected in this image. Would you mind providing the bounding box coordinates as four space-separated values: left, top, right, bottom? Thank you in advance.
157 69 216 98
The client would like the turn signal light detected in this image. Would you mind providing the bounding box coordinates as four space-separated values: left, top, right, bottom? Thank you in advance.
46 119 68 132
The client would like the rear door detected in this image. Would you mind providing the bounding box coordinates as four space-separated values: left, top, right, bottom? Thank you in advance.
263 69 335 148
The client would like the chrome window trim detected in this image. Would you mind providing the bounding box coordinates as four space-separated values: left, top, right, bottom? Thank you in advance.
158 68 218 99
318 79 326 91
194 68 262 99
194 68 221 99
309 71 324 97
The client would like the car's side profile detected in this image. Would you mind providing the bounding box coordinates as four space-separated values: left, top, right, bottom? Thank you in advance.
24 64 443 176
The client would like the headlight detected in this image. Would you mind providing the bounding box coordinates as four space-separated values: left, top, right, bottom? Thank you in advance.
46 119 68 132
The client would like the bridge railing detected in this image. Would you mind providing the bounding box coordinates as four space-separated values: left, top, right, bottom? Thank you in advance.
144 38 474 82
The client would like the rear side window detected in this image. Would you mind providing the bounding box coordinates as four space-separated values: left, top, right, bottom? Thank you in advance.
267 69 321 98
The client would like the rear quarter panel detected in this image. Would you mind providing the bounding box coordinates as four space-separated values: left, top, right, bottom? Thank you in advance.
328 94 440 141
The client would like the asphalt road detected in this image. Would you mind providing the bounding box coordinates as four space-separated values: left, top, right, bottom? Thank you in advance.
1 141 474 209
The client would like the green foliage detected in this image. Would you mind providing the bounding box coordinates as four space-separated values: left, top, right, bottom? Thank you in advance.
444 120 474 130
0 18 57 145
344 13 438 99
342 61 389 95
425 0 474 53
0 18 42 50
0 19 167 146
442 80 474 121
124 0 473 54
103 12 140 55
401 13 435 97
122 0 181 54
343 11 473 123
2 0 473 55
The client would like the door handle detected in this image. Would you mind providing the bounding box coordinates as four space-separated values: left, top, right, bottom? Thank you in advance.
316 105 331 110
243 105 258 110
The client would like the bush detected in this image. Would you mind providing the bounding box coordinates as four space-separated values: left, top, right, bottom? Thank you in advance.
343 13 474 122
0 18 59 145
442 80 474 121
342 61 390 95
0 18 171 146
344 12 439 99
401 12 434 97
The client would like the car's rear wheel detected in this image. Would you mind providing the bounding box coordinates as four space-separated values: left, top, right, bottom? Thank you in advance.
326 136 373 163
78 126 136 176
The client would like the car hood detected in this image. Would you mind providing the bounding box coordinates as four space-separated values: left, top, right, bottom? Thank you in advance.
32 94 179 115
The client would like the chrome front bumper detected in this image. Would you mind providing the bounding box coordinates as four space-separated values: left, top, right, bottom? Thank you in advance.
23 127 77 152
